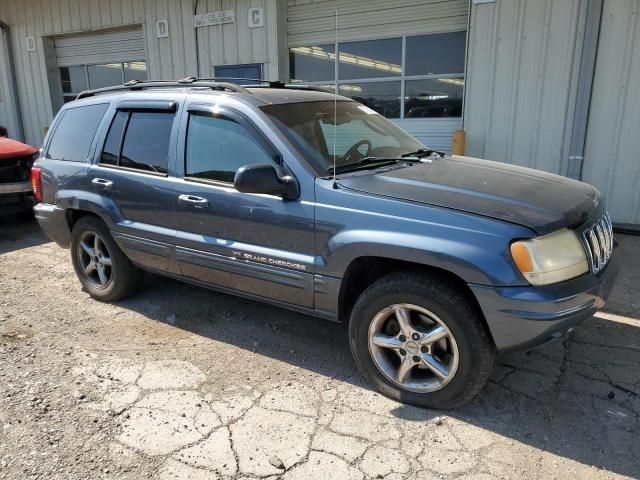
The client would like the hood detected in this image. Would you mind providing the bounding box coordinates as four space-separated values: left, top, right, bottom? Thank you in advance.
0 137 37 161
337 155 600 235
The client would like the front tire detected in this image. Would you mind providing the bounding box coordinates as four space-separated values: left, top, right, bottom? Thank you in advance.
349 271 494 409
70 216 144 301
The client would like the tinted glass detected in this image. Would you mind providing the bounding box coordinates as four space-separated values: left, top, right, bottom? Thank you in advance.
186 114 274 183
405 32 466 76
120 112 173 173
100 111 128 165
339 81 401 118
60 66 87 94
47 104 108 161
338 38 401 79
289 44 335 82
404 78 464 118
124 62 147 83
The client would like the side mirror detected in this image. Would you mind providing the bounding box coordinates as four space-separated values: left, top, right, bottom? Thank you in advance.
234 163 300 200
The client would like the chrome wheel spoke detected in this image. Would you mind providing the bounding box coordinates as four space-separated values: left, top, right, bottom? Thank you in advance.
80 240 95 257
396 356 415 383
100 256 112 267
94 235 103 256
420 325 448 345
84 261 96 275
420 353 449 380
394 307 413 336
96 264 108 286
371 333 403 351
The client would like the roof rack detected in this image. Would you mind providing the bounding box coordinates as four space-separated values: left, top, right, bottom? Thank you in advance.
75 77 335 100
75 77 251 100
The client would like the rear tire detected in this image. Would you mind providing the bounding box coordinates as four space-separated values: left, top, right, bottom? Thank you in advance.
70 216 144 301
348 271 494 409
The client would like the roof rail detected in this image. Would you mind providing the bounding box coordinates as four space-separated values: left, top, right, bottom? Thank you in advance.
75 78 251 100
180 77 333 93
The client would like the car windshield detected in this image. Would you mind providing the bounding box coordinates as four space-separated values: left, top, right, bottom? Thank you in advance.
260 100 426 175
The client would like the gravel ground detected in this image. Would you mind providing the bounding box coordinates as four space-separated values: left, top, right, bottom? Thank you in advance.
0 217 639 480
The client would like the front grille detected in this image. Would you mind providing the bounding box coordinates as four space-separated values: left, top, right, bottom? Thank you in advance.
582 210 614 274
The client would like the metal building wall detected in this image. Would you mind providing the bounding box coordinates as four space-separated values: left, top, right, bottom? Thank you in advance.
582 0 640 226
463 0 587 174
0 27 22 139
286 0 468 151
286 0 468 45
0 0 285 147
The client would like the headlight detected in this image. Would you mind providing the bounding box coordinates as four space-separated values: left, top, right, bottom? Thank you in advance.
510 228 588 286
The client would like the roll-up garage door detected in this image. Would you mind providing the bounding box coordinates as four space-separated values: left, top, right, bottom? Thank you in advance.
54 26 145 67
286 0 469 152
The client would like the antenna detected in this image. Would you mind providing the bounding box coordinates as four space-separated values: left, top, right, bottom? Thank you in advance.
332 9 338 189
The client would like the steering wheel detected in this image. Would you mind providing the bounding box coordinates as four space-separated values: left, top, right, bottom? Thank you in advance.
342 140 372 163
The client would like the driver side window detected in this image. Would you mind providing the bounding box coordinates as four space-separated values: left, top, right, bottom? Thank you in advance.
185 113 276 183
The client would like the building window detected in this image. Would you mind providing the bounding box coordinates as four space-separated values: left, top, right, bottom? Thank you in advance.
60 61 147 103
288 31 465 119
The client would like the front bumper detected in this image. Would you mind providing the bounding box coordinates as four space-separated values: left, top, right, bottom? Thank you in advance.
34 202 71 248
470 249 620 352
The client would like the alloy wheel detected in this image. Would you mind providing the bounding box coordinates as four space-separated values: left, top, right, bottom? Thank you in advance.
367 303 459 393
77 231 113 289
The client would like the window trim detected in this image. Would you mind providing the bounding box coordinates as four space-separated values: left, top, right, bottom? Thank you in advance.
97 108 174 177
289 30 466 120
183 107 283 187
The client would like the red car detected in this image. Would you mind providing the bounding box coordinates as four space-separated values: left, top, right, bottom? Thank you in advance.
0 137 38 217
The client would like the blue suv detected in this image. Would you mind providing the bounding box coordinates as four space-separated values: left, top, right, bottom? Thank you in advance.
33 79 619 408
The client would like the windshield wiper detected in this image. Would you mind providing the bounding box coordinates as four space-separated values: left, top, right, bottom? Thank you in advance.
327 157 409 174
400 148 445 159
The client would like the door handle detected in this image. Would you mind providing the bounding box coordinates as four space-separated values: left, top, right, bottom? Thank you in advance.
91 178 114 190
178 194 209 208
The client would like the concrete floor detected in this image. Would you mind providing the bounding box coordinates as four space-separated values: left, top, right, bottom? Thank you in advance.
0 217 638 480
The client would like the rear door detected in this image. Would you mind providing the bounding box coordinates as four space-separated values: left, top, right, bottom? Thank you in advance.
88 100 180 274
171 102 316 308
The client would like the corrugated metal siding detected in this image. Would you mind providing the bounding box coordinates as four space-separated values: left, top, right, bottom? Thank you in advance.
582 0 640 225
0 29 21 139
54 27 146 66
0 0 285 147
463 0 586 174
393 118 461 153
287 0 468 45
195 0 284 81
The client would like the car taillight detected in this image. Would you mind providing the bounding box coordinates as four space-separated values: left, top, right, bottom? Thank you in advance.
31 166 42 202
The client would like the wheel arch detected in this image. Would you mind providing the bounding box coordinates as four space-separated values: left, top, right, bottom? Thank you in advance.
338 256 495 346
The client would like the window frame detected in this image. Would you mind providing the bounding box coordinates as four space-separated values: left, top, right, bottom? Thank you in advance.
288 31 466 119
183 105 283 188
97 106 176 177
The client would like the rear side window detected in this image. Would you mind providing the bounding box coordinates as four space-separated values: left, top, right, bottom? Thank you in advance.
100 110 174 174
47 103 108 161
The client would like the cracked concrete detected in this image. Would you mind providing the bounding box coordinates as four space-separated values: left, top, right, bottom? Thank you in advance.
1 219 639 479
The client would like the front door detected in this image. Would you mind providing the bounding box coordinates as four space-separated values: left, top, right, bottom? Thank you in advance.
172 104 315 308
